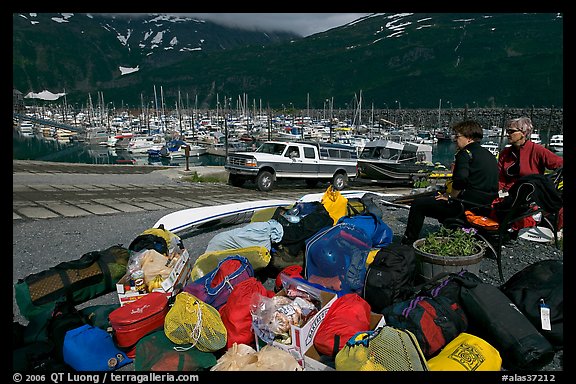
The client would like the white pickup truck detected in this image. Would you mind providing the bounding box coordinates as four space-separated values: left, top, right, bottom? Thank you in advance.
225 140 358 192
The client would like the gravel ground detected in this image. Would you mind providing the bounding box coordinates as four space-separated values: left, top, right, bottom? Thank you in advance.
13 184 563 371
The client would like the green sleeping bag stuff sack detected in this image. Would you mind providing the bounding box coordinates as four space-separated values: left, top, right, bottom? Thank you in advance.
14 245 130 321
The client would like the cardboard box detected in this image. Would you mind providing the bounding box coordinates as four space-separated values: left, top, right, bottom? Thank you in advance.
303 312 386 371
116 249 192 306
253 286 337 364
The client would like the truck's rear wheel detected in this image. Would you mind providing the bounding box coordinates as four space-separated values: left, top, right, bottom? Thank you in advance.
256 171 274 192
228 174 246 187
332 173 347 191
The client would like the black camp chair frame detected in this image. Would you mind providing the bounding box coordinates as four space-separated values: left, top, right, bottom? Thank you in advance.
443 182 561 282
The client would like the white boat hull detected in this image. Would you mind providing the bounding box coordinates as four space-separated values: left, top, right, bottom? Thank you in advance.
154 190 403 234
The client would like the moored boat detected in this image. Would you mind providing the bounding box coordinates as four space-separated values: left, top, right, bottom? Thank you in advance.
549 134 563 153
530 132 542 144
481 141 500 157
18 121 35 137
356 139 447 183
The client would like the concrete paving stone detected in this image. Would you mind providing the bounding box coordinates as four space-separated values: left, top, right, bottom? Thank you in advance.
220 198 249 203
72 185 105 191
118 184 163 190
160 197 203 208
202 198 238 205
27 184 59 191
37 201 92 217
115 200 167 210
16 206 60 219
91 199 145 213
92 184 124 189
13 212 22 220
137 198 188 209
74 202 122 215
12 185 30 192
51 185 82 191
13 201 36 207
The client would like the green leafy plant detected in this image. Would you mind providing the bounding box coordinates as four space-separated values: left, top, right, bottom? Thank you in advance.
415 227 483 257
182 171 227 183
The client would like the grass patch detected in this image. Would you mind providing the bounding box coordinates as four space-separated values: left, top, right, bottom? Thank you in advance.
181 171 227 183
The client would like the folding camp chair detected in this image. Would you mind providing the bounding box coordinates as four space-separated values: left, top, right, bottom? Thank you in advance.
443 170 562 282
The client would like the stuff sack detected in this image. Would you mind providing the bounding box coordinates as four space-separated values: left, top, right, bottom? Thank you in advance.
337 212 393 248
362 243 416 313
381 294 468 358
427 332 502 371
313 293 372 357
456 275 555 370
335 326 429 371
183 255 254 310
219 277 275 349
305 223 371 295
14 245 130 321
109 291 170 358
321 185 349 224
63 324 132 371
499 260 563 348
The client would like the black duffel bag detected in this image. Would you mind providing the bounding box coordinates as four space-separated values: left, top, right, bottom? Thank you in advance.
455 274 555 370
500 260 563 349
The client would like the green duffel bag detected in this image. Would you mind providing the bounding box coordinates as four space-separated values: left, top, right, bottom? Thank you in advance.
14 244 130 321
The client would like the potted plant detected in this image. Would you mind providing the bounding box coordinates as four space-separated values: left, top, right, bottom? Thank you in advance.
412 227 486 281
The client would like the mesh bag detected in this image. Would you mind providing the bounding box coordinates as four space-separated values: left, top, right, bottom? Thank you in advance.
164 292 227 352
135 330 217 371
335 326 429 371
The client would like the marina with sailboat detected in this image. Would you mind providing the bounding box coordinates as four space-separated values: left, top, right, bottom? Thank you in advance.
14 101 562 185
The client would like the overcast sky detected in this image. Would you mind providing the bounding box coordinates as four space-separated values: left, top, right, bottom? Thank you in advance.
167 13 372 37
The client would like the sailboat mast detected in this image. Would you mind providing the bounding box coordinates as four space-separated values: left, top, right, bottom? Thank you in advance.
153 85 159 133
160 86 166 133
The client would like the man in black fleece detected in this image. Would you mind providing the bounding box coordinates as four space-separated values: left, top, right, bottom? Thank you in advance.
402 120 498 245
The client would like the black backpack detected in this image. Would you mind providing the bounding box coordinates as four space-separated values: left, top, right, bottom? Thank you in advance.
500 260 563 349
362 243 416 313
273 202 334 257
381 293 468 358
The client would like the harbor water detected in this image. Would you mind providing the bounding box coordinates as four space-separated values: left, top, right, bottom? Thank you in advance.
12 134 226 167
14 133 557 168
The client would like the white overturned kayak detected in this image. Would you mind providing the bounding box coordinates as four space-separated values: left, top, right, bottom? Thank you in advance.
154 190 406 234
154 199 293 234
296 190 402 203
